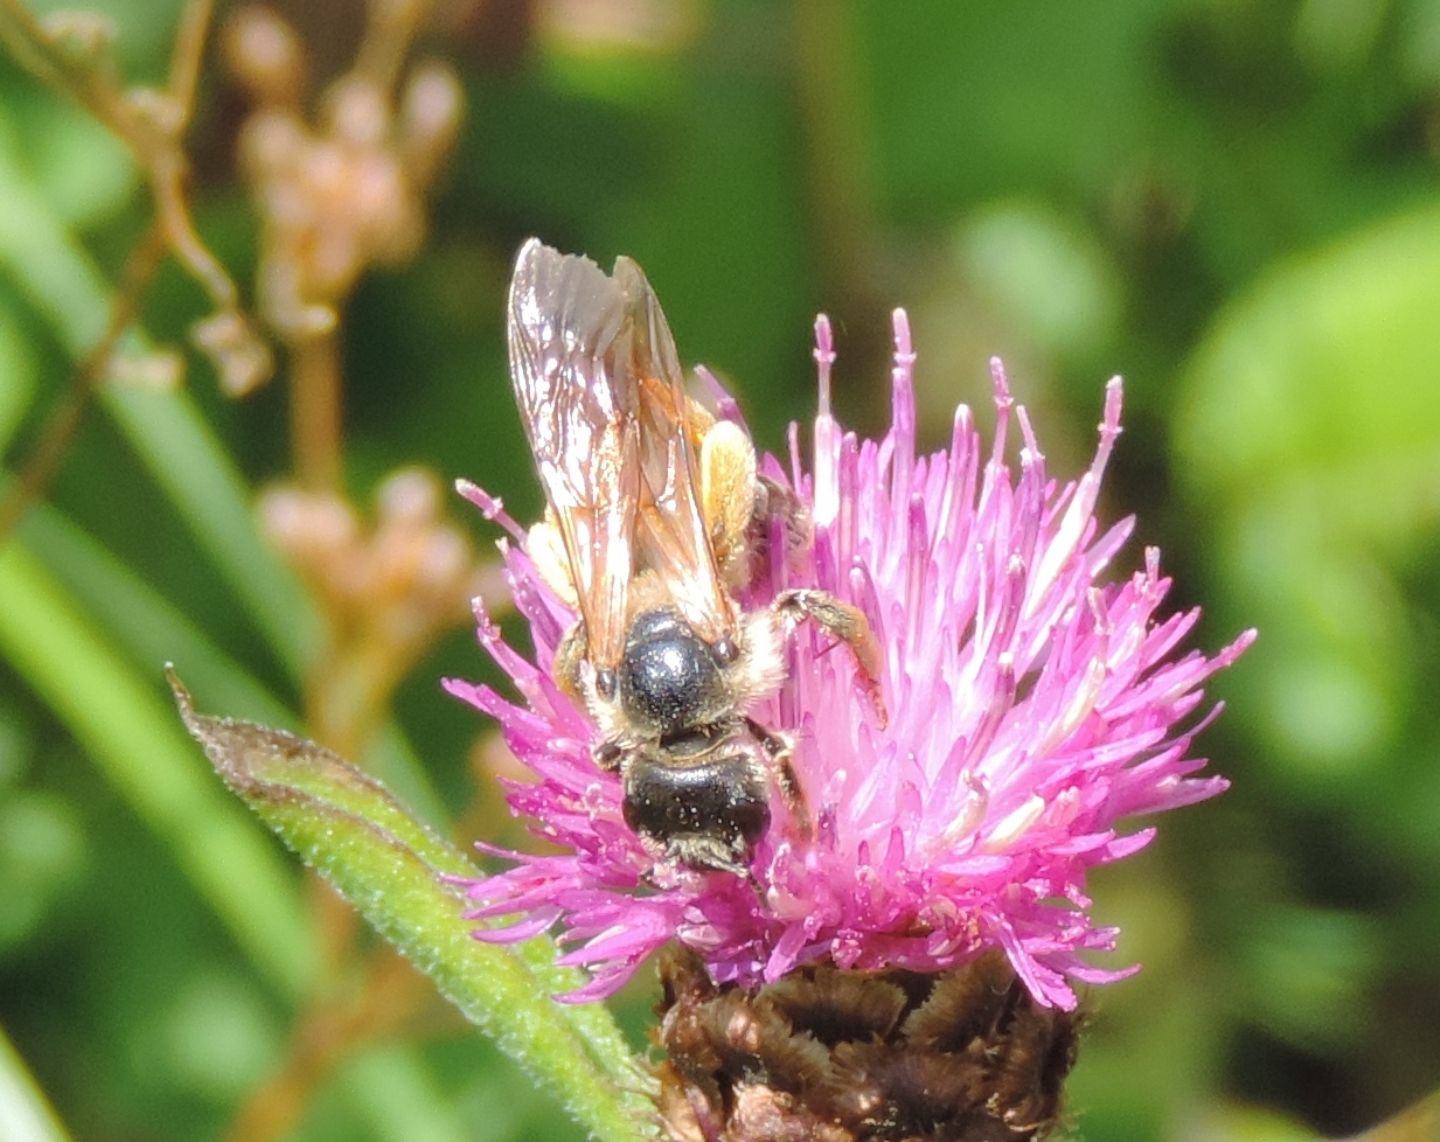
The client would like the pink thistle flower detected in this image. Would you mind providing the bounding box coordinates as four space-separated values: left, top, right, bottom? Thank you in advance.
446 311 1254 1010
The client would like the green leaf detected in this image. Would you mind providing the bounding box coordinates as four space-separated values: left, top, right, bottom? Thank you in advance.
17 497 452 827
169 671 656 1141
1175 203 1440 785
19 96 137 230
1178 203 1440 513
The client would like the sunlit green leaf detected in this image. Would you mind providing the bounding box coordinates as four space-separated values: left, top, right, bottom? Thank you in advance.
1176 204 1440 782
0 1025 71 1142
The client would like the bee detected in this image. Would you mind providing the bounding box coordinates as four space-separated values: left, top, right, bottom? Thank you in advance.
506 239 885 876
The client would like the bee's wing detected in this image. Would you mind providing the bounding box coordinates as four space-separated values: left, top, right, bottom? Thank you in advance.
613 255 737 644
507 240 642 671
507 240 737 667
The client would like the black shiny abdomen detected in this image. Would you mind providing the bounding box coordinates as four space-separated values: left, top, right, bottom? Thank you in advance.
623 749 770 854
618 609 727 738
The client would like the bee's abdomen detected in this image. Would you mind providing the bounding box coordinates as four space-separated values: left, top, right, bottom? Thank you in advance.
622 750 770 853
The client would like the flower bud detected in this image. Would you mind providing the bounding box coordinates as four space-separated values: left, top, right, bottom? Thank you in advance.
223 6 305 106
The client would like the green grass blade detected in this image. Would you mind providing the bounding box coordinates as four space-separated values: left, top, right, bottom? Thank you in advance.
0 539 316 996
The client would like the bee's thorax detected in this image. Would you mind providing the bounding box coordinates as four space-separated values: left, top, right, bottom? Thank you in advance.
617 607 733 739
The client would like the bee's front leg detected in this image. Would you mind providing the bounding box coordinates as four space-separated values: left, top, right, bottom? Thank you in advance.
593 738 624 772
552 621 588 706
773 589 888 726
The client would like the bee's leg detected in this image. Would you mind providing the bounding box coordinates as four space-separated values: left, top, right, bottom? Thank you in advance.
526 514 579 609
593 738 623 773
753 473 811 573
699 419 758 585
551 614 628 774
773 589 888 727
553 621 634 775
552 620 588 705
744 716 811 839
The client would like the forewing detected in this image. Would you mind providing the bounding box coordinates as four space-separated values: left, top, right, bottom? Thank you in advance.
613 256 736 642
507 239 640 669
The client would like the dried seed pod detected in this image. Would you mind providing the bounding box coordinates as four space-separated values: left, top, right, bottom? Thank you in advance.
655 947 1080 1142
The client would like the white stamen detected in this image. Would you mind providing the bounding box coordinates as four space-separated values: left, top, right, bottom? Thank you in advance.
982 793 1046 851
923 772 989 858
1038 657 1108 755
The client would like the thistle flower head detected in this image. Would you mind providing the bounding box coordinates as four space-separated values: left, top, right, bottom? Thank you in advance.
447 311 1253 1010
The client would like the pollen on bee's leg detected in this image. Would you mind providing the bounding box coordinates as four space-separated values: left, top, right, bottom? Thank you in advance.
526 515 579 608
775 753 812 841
592 739 624 773
699 418 758 581
551 621 588 705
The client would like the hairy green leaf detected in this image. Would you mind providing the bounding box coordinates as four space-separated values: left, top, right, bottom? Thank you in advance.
169 670 655 1141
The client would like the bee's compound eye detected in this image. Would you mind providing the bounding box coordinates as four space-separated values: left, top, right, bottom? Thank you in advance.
712 635 739 665
595 667 619 701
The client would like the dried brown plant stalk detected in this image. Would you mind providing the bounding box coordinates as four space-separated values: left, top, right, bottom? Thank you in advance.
0 0 272 543
223 948 440 1142
0 0 265 371
4 5 482 1135
228 0 471 769
224 1 463 489
0 221 167 542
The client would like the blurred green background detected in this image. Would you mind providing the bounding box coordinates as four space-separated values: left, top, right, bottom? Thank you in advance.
3 0 1440 1139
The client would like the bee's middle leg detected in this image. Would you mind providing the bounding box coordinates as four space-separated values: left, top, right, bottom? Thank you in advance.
744 716 810 838
552 622 634 772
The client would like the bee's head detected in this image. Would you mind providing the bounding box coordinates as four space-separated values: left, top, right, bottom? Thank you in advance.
617 608 734 739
